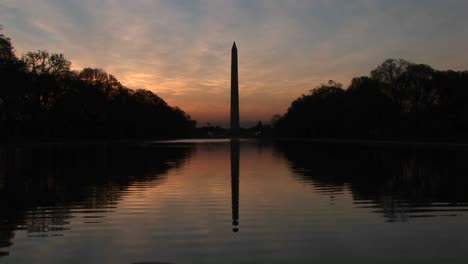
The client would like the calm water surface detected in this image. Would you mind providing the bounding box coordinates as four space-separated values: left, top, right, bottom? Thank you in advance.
1 139 468 263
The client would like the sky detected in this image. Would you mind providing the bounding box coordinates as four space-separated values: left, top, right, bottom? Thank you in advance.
1 0 468 126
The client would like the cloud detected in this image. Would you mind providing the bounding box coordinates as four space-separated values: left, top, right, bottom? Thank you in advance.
1 0 467 125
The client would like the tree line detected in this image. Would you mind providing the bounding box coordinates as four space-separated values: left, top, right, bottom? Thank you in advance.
275 59 468 140
0 29 196 140
3 26 468 141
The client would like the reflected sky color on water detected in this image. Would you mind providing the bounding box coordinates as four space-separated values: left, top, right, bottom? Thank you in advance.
1 140 468 263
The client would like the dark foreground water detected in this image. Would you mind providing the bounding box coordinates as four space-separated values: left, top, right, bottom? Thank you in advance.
1 139 468 263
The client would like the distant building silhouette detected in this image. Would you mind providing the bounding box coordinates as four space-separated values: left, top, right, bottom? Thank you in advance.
230 42 240 138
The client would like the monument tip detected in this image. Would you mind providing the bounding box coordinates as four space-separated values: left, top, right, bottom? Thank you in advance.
232 41 237 49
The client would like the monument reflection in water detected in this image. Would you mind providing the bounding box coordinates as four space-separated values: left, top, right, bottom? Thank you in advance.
231 139 240 232
2 140 468 263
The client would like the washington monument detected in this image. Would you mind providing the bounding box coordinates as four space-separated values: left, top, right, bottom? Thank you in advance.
230 42 240 137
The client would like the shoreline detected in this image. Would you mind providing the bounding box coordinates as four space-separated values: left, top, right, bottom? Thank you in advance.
2 137 468 148
271 137 468 149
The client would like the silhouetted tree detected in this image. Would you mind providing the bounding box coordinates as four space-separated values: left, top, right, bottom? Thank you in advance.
276 80 346 137
370 59 411 108
22 50 71 76
0 32 196 140
0 26 16 62
276 59 468 140
345 76 398 137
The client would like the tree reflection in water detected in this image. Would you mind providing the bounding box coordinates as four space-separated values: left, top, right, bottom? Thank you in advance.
275 141 468 222
0 143 193 257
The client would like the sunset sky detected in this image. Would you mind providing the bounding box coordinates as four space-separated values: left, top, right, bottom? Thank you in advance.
1 0 468 126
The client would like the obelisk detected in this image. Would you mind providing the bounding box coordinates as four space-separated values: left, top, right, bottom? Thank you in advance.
230 42 240 137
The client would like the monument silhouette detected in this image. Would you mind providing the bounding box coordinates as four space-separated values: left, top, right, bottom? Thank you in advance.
230 42 240 137
230 42 240 232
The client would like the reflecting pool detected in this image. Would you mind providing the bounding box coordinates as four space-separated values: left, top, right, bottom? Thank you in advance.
1 139 468 263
